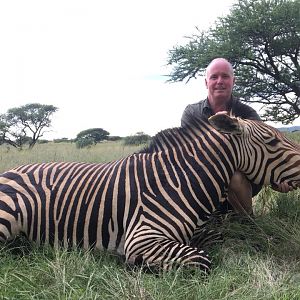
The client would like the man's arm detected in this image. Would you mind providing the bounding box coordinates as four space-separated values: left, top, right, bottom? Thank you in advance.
235 101 261 121
272 181 298 193
181 105 193 127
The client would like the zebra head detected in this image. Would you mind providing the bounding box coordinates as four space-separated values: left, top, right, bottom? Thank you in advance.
209 114 300 189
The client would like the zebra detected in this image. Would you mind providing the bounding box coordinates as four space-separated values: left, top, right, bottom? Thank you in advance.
0 113 299 272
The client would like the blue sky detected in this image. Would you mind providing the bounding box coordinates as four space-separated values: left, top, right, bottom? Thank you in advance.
1 0 292 139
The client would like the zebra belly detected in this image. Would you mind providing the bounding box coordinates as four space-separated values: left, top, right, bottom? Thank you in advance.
0 171 128 255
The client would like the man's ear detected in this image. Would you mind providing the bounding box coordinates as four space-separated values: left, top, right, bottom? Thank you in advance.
208 113 243 134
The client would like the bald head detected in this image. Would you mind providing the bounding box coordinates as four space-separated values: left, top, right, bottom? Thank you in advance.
205 58 234 79
205 58 235 108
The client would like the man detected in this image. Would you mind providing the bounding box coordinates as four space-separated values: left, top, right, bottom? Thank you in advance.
181 58 293 215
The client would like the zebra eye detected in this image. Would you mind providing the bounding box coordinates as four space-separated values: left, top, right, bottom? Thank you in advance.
268 139 279 147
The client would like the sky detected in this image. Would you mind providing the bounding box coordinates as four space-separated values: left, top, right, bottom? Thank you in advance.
0 0 295 140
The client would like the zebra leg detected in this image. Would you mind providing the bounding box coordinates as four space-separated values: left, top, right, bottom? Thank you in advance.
0 210 20 243
125 235 211 272
189 212 225 250
0 194 22 244
189 226 223 250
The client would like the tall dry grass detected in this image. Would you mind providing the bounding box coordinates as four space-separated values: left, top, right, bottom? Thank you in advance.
0 141 142 173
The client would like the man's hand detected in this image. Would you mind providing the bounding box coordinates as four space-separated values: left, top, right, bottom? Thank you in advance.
272 181 297 193
215 111 228 115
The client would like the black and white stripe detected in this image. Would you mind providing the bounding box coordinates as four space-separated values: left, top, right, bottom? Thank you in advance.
0 115 299 271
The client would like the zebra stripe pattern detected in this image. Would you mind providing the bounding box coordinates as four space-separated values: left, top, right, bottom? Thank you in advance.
0 114 299 271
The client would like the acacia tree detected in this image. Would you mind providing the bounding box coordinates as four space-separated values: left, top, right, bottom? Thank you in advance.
0 103 58 149
75 128 110 148
0 115 20 148
167 0 300 124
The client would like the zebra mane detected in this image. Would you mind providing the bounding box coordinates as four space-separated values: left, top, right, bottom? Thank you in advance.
139 116 212 153
139 127 185 153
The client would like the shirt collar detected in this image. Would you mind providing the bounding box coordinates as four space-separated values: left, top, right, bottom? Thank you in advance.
203 98 211 110
205 96 235 111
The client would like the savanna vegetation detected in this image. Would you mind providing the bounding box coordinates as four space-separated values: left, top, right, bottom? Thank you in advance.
0 137 300 299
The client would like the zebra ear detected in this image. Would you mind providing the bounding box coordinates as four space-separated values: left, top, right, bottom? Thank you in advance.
208 114 243 134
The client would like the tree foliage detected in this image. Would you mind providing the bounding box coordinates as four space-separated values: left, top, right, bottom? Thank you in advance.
167 0 300 124
76 137 95 149
0 103 58 149
123 132 151 146
75 128 110 148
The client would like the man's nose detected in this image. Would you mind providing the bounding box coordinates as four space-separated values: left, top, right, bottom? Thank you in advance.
216 76 224 83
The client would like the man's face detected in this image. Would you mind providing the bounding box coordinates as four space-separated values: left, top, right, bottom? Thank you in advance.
205 60 235 103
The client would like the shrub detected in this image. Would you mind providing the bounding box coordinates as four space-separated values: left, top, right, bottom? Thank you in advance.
37 139 49 144
75 137 94 149
76 128 109 144
123 132 151 146
108 136 122 141
53 138 71 143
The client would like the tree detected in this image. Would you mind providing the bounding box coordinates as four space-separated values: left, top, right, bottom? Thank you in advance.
0 115 19 148
0 103 58 149
75 128 110 148
123 132 151 146
167 0 300 124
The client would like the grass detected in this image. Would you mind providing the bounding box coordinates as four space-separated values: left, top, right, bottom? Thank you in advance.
0 141 300 299
0 141 141 173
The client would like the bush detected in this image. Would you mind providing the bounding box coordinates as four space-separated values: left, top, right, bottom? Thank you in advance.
123 132 151 146
53 138 71 143
75 137 94 149
108 136 122 141
37 139 49 144
76 128 109 144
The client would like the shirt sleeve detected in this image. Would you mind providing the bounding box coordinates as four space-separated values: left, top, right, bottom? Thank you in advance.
181 105 193 126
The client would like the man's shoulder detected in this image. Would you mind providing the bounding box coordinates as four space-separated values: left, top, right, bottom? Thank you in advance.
184 99 207 111
232 97 261 120
181 99 209 126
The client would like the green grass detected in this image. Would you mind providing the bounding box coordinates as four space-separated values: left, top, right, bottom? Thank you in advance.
0 141 300 299
284 131 300 144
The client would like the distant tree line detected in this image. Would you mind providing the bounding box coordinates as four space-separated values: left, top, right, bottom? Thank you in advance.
0 103 152 150
75 129 151 148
